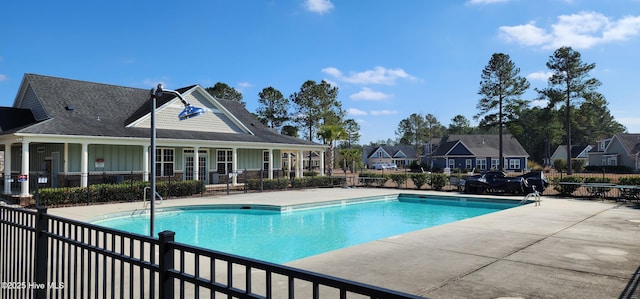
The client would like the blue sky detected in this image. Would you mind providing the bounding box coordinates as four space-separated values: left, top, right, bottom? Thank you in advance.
1 0 639 144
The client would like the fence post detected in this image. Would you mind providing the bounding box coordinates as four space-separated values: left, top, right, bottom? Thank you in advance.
158 230 175 299
34 207 48 299
226 172 230 195
244 169 247 193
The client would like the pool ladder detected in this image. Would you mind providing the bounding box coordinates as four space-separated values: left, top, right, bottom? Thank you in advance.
520 186 541 206
143 186 163 209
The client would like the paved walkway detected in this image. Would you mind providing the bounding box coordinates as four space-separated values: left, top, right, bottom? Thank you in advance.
49 188 640 299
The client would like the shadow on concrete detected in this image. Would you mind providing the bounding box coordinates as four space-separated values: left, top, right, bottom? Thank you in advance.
619 264 640 299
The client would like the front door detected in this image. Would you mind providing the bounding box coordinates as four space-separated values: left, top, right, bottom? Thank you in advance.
184 150 208 183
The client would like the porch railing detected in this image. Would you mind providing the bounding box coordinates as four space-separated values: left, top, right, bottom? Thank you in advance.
0 205 425 299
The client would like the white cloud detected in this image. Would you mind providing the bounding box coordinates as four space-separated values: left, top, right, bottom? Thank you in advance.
322 66 417 85
370 110 397 116
0 74 7 82
347 108 367 116
499 22 553 46
235 81 252 93
237 82 252 88
499 11 640 49
349 87 392 101
526 71 553 81
304 0 334 14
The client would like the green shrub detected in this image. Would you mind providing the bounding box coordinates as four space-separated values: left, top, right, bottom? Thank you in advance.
388 173 408 188
431 174 448 191
358 172 388 187
410 173 429 189
618 176 640 185
37 180 204 207
553 176 582 196
247 178 289 190
553 159 567 172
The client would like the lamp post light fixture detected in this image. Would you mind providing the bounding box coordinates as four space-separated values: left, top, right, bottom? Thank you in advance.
148 84 205 237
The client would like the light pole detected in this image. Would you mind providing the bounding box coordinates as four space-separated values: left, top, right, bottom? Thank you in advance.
149 84 204 237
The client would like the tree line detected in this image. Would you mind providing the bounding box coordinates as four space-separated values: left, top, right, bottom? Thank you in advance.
204 80 359 175
205 46 626 173
394 46 625 172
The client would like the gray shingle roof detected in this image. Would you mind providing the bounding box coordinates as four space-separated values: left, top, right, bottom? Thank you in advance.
363 145 417 159
434 134 528 157
6 74 320 147
615 134 640 155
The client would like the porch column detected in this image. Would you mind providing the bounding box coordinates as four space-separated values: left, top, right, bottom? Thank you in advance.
232 147 238 186
63 143 69 173
287 152 292 177
193 146 199 181
268 148 273 179
4 144 11 195
143 145 149 182
320 150 325 176
81 143 88 187
297 150 304 178
20 140 29 197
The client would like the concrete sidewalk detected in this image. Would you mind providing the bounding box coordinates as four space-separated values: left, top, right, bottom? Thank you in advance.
50 188 640 298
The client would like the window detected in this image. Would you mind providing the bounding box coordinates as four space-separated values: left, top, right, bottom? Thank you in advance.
217 150 233 174
509 159 521 169
491 159 499 170
263 151 270 171
448 159 455 169
155 148 174 177
465 159 472 169
476 159 487 170
184 149 208 181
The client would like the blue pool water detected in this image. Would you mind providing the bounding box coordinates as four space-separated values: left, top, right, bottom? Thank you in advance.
93 195 518 263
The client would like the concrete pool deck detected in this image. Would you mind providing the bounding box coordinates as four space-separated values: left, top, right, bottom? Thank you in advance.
49 188 640 299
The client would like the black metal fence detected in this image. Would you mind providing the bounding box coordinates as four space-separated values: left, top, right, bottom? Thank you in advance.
0 205 425 299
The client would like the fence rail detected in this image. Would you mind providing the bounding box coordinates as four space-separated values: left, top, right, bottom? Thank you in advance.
0 205 424 299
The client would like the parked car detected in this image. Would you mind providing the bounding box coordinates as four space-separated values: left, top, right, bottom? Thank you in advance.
373 163 398 170
519 171 549 194
464 171 548 195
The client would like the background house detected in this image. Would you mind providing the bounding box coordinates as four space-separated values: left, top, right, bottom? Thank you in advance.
0 74 326 198
431 134 529 172
548 144 593 167
362 145 418 169
587 133 640 171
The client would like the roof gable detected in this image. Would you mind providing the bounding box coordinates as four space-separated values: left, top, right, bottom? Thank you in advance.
393 149 407 158
127 86 253 135
368 147 391 159
448 141 473 155
611 134 640 155
364 145 418 159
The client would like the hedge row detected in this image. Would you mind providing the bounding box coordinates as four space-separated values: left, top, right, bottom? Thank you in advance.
37 180 205 207
359 172 450 191
552 175 640 196
245 176 346 190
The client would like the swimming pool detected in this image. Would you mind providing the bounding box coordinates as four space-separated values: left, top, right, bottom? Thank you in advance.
93 194 521 263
